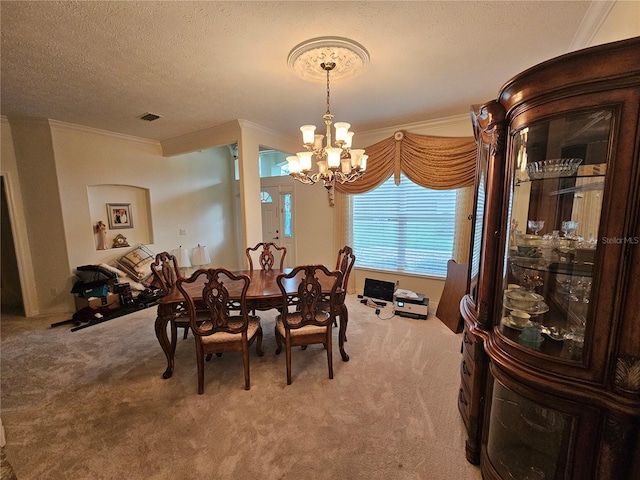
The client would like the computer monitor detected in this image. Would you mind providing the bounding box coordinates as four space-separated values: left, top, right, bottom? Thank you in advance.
363 278 395 304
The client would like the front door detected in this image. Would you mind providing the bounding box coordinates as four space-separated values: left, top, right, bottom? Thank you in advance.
260 185 295 268
261 186 279 243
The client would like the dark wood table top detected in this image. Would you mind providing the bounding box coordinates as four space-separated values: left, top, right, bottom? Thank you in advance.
158 268 339 304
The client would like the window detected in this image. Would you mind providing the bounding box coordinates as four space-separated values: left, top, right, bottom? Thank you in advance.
260 191 273 203
352 173 458 278
259 150 291 178
283 193 292 237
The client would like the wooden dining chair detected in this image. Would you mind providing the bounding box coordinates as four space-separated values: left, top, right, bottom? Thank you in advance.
176 268 264 394
333 245 356 327
245 242 287 271
310 246 356 331
151 252 191 340
275 265 343 385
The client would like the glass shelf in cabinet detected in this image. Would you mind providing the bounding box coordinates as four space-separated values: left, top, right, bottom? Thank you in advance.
514 176 605 189
508 256 594 277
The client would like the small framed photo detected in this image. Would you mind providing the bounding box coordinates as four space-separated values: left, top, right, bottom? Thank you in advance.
106 203 133 229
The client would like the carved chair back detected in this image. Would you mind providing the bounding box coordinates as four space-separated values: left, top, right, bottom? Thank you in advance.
151 252 180 294
335 246 356 292
176 268 263 393
246 242 287 271
276 265 342 330
275 264 342 384
177 268 251 337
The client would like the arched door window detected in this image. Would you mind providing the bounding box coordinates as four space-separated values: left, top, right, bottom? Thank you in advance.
260 191 273 203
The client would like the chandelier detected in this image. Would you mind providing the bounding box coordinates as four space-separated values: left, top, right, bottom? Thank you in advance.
286 37 370 189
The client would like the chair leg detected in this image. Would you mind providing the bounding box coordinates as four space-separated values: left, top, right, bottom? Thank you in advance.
341 305 348 342
243 343 250 390
327 328 334 380
255 326 265 356
285 335 292 385
170 319 179 357
196 343 205 395
275 325 283 354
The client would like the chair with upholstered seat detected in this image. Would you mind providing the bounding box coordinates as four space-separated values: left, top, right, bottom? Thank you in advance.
275 264 342 385
151 252 191 340
310 246 356 331
245 242 287 271
333 245 356 327
177 268 264 394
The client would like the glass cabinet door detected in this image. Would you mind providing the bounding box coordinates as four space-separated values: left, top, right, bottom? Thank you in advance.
487 381 572 480
500 109 612 361
469 142 488 304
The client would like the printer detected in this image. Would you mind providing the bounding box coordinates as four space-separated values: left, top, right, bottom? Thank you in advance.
394 290 429 320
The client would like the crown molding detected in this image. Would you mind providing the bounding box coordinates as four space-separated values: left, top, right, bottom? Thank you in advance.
237 119 299 147
356 113 473 145
5 113 473 158
3 115 158 146
569 0 616 51
48 119 159 146
162 119 300 157
161 120 242 157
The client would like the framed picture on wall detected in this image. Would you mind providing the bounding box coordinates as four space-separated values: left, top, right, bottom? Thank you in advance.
106 203 133 229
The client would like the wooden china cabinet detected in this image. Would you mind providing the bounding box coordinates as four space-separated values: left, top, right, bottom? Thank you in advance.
459 37 640 480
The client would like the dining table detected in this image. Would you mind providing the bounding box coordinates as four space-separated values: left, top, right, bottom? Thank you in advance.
154 268 350 379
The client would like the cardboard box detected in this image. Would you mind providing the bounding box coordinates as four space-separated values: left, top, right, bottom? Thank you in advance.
81 284 109 298
74 292 121 312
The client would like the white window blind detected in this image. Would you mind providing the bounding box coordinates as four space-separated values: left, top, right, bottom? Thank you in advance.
352 173 458 278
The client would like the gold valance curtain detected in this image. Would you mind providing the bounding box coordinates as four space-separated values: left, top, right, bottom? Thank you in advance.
334 131 477 194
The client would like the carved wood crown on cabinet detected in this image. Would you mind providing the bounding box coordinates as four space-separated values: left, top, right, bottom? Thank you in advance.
459 37 640 480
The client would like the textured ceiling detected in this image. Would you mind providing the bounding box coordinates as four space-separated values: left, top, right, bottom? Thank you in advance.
1 1 597 143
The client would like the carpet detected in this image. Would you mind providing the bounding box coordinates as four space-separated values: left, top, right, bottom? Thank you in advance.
1 295 481 480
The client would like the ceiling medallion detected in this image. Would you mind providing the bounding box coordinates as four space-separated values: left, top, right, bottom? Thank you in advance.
286 37 370 199
287 36 370 83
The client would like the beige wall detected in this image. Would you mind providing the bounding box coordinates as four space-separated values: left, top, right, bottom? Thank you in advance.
590 1 640 46
292 180 335 266
8 118 70 315
1 120 38 316
3 119 241 314
51 123 240 270
1 116 333 316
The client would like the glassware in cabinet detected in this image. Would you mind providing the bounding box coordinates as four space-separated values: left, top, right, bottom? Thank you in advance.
499 108 612 361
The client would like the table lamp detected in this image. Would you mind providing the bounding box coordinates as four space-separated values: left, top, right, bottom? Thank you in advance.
170 246 191 276
191 244 211 268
